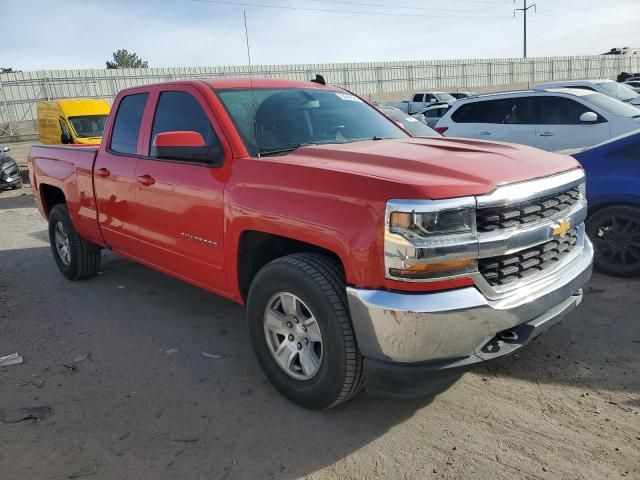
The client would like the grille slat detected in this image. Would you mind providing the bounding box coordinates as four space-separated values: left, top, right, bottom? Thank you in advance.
477 187 580 232
478 228 579 287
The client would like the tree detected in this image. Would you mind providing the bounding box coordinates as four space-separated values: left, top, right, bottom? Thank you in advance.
106 49 149 69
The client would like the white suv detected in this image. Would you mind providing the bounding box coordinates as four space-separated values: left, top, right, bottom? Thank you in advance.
535 79 640 106
435 88 640 151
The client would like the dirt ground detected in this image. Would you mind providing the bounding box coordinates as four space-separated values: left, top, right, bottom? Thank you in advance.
0 186 638 480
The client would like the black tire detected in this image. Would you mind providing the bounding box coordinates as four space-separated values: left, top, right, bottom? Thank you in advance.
11 180 22 190
586 205 640 277
247 253 364 409
48 204 101 280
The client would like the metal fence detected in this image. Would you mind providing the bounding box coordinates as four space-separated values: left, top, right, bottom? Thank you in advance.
2 54 639 138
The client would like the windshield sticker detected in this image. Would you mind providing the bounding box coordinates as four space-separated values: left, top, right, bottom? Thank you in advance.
335 93 362 102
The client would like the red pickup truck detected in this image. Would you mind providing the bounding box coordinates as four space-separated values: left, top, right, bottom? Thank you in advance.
29 79 593 409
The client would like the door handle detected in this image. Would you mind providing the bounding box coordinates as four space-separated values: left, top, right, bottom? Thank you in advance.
478 131 491 136
136 174 155 186
539 132 554 137
96 167 110 177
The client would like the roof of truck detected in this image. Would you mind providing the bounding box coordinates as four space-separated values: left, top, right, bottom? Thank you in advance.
202 78 338 90
39 98 111 117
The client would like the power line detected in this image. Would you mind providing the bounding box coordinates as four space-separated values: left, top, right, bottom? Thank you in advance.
305 0 509 10
191 0 512 18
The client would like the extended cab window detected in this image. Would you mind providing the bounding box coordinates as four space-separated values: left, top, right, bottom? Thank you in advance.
412 94 424 102
149 91 222 165
110 93 148 155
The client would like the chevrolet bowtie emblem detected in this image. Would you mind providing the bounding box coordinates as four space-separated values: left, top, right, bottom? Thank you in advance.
552 219 571 237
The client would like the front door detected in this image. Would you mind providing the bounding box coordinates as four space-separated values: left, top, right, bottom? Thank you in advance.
94 92 149 254
535 96 610 151
133 88 229 292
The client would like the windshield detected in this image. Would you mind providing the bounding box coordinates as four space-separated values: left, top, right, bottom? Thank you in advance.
596 81 639 102
583 93 640 118
217 88 407 156
380 109 438 137
435 93 456 102
68 115 108 138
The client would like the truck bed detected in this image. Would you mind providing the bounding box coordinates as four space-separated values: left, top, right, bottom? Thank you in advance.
28 144 103 246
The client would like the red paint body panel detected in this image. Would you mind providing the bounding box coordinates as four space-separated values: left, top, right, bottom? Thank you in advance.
27 79 581 305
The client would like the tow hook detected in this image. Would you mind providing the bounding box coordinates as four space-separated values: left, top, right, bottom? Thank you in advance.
497 330 519 343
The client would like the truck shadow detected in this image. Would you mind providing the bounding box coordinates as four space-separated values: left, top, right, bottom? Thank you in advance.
2 243 636 479
477 273 639 399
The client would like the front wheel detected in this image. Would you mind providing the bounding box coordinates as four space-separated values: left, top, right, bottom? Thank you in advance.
586 205 640 277
247 253 364 409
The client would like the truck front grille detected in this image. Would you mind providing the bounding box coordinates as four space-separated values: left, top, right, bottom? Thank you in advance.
476 187 580 232
478 228 578 286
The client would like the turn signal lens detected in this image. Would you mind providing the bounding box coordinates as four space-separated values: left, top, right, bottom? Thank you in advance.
389 258 476 279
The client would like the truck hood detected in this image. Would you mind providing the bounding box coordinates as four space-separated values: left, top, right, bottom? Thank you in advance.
283 137 581 199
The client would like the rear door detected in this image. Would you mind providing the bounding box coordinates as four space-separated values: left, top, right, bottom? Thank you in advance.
471 98 537 146
534 96 610 151
94 92 148 254
133 87 230 292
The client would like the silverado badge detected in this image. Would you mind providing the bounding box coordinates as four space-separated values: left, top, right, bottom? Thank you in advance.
552 219 571 238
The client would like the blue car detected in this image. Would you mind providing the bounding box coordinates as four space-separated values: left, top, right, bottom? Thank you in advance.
571 131 640 276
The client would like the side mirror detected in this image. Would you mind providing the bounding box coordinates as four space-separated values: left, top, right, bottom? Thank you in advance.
1 146 9 153
152 130 222 166
429 98 436 104
580 111 598 123
61 132 72 144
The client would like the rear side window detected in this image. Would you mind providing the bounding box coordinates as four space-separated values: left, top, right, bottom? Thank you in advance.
110 93 148 155
451 102 486 123
451 98 536 124
150 91 222 164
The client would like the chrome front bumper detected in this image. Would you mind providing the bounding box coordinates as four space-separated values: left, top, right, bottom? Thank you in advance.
347 237 593 364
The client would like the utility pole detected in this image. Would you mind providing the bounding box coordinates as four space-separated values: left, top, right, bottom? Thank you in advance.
515 0 536 58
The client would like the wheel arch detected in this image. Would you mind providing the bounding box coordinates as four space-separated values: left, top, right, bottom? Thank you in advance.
236 230 346 302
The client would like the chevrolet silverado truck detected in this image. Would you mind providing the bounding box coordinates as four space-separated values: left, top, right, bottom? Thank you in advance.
28 79 593 409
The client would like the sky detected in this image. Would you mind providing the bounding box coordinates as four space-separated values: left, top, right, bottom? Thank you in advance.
1 0 639 72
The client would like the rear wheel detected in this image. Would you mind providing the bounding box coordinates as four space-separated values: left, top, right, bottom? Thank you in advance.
247 253 364 409
48 204 101 280
586 205 640 277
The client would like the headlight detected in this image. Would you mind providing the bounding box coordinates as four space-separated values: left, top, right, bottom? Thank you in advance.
385 199 478 281
389 208 473 237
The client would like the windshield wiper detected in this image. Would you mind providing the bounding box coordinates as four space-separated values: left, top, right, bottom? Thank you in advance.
259 144 310 157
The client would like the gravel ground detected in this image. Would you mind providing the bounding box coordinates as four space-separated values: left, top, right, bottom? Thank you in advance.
0 186 638 480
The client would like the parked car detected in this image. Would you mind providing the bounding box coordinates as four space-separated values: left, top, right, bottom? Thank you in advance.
622 80 640 93
387 91 457 114
617 72 640 83
0 146 22 190
535 79 640 107
449 92 473 100
419 104 452 128
435 88 640 151
567 131 640 276
37 98 110 145
378 107 439 137
28 78 592 409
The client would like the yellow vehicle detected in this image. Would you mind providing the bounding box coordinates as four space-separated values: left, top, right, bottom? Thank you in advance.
36 98 110 145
